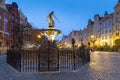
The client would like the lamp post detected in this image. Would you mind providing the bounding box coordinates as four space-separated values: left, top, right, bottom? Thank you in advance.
90 35 96 51
37 34 42 45
71 38 75 48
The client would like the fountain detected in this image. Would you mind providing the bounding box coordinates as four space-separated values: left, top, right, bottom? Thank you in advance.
40 11 61 41
38 12 62 71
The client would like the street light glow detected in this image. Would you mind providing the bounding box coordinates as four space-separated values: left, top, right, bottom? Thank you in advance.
37 35 41 39
91 35 94 39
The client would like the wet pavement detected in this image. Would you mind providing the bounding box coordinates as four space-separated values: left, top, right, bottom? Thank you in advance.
0 51 120 80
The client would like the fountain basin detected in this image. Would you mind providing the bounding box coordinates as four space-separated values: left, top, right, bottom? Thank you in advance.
40 29 61 40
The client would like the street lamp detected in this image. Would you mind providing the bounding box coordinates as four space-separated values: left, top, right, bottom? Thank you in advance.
90 35 96 51
37 34 42 45
71 38 75 48
91 35 94 39
37 35 41 39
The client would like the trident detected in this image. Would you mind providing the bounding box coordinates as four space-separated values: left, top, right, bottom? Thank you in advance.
53 15 60 23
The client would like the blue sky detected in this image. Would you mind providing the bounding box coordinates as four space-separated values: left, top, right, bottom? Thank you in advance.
6 0 118 40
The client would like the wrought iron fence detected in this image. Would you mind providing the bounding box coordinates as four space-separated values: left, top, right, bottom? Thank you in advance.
7 48 90 72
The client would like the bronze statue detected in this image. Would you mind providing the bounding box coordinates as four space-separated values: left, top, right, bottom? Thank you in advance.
47 11 55 28
47 11 60 29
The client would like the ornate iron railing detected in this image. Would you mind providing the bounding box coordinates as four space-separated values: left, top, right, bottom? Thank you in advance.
7 49 90 72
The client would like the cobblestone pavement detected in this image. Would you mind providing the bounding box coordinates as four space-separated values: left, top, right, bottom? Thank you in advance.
0 52 120 80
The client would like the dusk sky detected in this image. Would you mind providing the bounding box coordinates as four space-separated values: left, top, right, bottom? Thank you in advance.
6 0 118 40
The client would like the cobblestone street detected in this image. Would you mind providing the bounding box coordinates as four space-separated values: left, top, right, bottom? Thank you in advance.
0 52 120 80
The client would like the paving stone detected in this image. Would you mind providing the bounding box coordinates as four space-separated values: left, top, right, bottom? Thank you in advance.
0 52 120 80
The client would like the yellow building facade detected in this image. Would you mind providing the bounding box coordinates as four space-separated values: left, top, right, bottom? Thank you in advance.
61 0 120 48
113 1 120 45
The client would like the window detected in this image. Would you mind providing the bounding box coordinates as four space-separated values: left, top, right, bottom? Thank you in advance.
4 21 8 32
0 19 2 29
16 17 19 23
12 15 14 22
11 23 14 29
109 20 112 25
115 17 119 22
102 37 104 40
105 36 107 39
9 7 12 11
11 32 14 36
105 21 107 26
101 30 104 34
115 25 119 30
109 28 112 32
0 9 2 14
116 12 119 15
4 13 8 19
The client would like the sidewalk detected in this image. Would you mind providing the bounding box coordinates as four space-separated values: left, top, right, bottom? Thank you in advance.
0 52 120 80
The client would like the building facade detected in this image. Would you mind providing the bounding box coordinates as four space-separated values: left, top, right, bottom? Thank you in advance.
113 0 120 45
0 0 9 50
92 14 102 46
61 0 120 48
6 2 20 48
100 12 113 46
86 19 93 47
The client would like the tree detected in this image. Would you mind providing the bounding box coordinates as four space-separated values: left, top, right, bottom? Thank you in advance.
12 25 26 50
91 40 96 46
115 39 120 47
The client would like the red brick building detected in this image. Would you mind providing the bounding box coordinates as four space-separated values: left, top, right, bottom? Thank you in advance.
0 0 9 49
0 1 33 50
6 2 20 48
